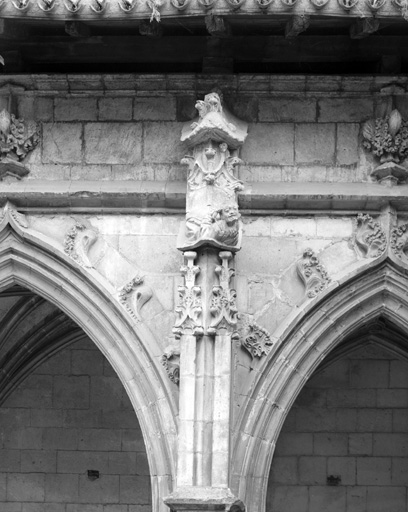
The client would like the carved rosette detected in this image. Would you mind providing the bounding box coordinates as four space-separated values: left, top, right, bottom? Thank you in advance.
173 251 204 338
242 322 273 359
390 223 408 263
297 248 331 298
64 221 98 268
0 108 40 180
119 274 153 321
208 251 238 336
362 109 408 185
178 92 248 252
161 338 181 385
354 213 387 258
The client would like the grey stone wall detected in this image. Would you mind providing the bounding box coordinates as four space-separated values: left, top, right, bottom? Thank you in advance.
0 337 150 510
267 343 408 512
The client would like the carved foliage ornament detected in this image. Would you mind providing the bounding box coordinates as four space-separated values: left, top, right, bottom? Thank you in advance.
161 337 180 385
354 214 387 258
64 221 98 268
0 108 39 180
242 322 273 359
208 251 238 336
390 223 408 263
297 248 331 298
119 274 153 321
173 251 203 338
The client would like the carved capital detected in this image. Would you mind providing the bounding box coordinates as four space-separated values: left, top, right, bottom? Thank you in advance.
297 248 330 298
64 221 98 268
208 251 238 335
173 251 203 338
354 213 387 258
119 274 153 321
363 109 408 185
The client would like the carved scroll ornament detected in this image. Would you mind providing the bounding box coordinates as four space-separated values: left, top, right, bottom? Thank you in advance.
0 108 39 180
297 248 330 298
161 337 181 385
119 274 153 320
354 213 387 258
173 251 203 338
178 92 248 252
363 109 408 185
208 251 238 335
64 221 98 268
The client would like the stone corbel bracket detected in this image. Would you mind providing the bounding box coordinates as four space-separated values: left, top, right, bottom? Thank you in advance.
362 108 408 186
119 274 153 322
208 250 238 336
297 248 331 299
353 213 387 259
173 251 204 338
64 220 98 268
177 91 248 252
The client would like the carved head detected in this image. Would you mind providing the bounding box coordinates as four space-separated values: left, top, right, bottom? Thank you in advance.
215 205 240 226
205 92 222 113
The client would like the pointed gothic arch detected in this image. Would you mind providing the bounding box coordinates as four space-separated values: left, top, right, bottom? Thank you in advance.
0 206 177 512
232 256 408 512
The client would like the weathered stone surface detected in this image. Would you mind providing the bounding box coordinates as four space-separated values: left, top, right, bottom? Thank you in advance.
318 98 374 122
99 97 133 121
336 123 360 166
42 123 83 164
143 122 184 163
134 97 176 121
259 98 316 122
295 123 336 165
85 123 142 164
55 98 98 121
241 123 295 165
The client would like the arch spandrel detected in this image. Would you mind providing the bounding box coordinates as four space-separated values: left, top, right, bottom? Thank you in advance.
232 256 408 512
0 211 177 512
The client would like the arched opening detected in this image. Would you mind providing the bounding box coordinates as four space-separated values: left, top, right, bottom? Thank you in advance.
0 220 177 511
0 285 151 507
232 260 408 512
267 317 408 511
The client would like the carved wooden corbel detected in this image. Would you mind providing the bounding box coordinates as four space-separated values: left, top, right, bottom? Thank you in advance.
354 214 387 258
297 248 331 298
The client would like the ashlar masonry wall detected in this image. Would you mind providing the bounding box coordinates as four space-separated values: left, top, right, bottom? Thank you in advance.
267 343 408 512
0 336 150 511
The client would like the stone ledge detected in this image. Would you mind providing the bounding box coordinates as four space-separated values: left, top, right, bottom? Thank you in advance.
2 180 408 212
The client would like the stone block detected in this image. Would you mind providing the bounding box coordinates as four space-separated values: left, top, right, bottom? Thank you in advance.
67 506 103 512
224 95 259 123
357 409 392 432
30 409 62 428
45 474 79 502
7 473 45 502
21 450 56 473
391 458 408 485
3 375 53 409
70 164 112 181
318 98 373 122
356 457 391 485
366 486 406 512
78 474 119 503
108 452 137 474
271 217 316 237
326 389 376 408
119 475 151 504
0 473 6 500
53 376 90 409
55 98 98 121
241 124 295 165
101 409 138 430
57 450 109 474
90 376 128 410
78 428 122 452
72 350 104 376
134 97 176 121
43 428 78 450
309 487 346 512
308 360 349 388
274 433 313 456
85 123 142 165
350 360 389 388
1 504 23 512
143 122 184 164
268 485 308 512
121 429 146 452
295 123 336 165
349 433 372 455
242 217 271 237
99 98 133 121
259 98 316 122
63 409 101 429
377 389 408 408
335 409 358 432
393 410 408 432
35 350 71 375
3 428 42 450
346 486 367 512
270 457 298 484
327 456 356 485
0 449 20 472
313 434 348 455
296 408 336 432
390 360 408 388
373 433 408 456
336 123 360 166
298 456 326 484
297 389 327 408
42 123 83 164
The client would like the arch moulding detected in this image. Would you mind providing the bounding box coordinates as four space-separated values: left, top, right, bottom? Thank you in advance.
0 204 177 512
232 255 408 512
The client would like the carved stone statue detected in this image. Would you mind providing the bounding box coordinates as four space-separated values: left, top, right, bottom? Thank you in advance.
178 92 248 252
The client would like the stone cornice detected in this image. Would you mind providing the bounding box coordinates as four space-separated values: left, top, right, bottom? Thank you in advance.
4 180 408 212
3 74 408 97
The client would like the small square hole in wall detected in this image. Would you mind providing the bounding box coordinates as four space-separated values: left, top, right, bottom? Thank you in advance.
87 469 100 481
327 475 341 486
